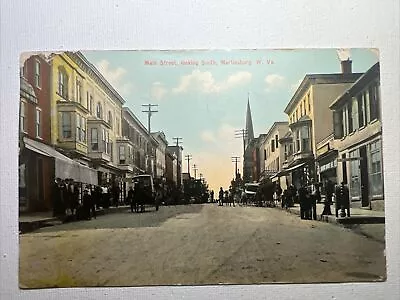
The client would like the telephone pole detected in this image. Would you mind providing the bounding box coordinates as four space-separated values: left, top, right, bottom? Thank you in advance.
192 164 198 179
231 156 240 178
185 154 192 175
142 104 158 133
235 129 248 156
173 137 183 188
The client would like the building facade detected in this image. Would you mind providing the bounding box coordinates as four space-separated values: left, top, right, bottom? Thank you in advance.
282 64 363 188
329 62 383 211
49 52 127 187
262 122 289 183
19 55 53 212
151 131 168 179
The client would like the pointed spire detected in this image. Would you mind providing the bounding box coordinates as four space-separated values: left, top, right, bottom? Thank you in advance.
245 93 254 149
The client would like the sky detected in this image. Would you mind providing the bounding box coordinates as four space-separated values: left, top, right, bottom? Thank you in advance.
82 49 379 192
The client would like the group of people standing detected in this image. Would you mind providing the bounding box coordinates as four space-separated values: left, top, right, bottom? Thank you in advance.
217 187 236 206
52 178 122 221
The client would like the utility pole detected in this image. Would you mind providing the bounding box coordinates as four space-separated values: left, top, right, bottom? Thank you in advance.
185 154 192 175
142 104 158 133
231 156 240 178
192 164 198 179
173 137 183 188
235 129 248 156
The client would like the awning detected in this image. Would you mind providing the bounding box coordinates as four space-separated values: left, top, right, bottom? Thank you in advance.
23 137 98 185
281 162 306 173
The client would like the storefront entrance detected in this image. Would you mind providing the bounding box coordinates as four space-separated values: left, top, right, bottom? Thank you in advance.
359 146 370 207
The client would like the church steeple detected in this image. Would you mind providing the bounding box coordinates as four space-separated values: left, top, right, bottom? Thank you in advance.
245 94 254 149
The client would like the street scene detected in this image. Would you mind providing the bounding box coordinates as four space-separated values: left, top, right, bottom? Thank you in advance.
19 49 385 287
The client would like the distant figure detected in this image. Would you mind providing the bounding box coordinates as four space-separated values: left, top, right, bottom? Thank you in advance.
210 190 214 203
335 182 350 217
298 185 307 219
321 179 334 216
82 189 92 220
128 186 136 213
218 187 224 206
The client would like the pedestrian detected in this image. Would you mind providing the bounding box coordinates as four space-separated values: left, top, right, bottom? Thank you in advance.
310 182 318 220
298 184 307 219
219 187 224 206
82 189 92 220
335 182 351 217
321 179 334 216
89 188 96 219
128 185 136 213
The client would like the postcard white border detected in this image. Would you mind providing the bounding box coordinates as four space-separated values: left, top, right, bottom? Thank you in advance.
1 0 399 299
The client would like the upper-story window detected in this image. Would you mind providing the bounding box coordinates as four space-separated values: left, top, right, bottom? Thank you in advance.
119 145 126 164
35 108 41 138
76 79 82 104
89 95 93 115
307 93 311 112
300 126 310 152
20 100 27 133
91 128 98 150
108 111 113 128
58 67 69 99
271 140 275 153
76 114 86 143
96 102 103 119
275 134 279 148
61 112 72 138
34 59 41 88
369 81 380 121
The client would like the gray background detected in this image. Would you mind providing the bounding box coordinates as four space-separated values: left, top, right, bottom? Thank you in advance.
1 0 399 299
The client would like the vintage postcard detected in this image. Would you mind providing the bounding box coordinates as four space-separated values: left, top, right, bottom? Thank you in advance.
18 49 385 288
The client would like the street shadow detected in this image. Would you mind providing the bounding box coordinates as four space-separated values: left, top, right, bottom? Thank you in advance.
32 204 205 233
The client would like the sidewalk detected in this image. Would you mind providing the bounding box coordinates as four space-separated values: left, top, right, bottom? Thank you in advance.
19 205 130 233
278 203 385 243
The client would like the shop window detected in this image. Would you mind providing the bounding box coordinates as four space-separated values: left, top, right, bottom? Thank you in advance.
349 149 361 198
368 140 383 197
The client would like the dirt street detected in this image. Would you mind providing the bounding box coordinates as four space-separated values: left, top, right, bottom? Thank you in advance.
19 204 386 288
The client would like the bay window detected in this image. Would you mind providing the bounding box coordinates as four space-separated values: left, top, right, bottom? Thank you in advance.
20 100 27 133
61 112 72 138
300 126 310 152
119 145 126 164
91 128 98 150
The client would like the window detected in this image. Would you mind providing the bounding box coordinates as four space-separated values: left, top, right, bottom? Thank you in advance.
35 108 41 138
102 128 106 152
58 68 68 99
349 149 361 198
119 145 126 164
365 89 371 123
284 144 288 160
300 126 310 152
333 110 343 139
351 97 359 131
76 80 82 104
96 102 102 119
20 101 27 133
368 140 383 197
275 134 279 148
369 82 380 121
271 140 275 152
89 95 93 114
358 93 366 128
76 115 81 141
86 92 89 110
295 130 300 152
108 111 113 128
34 60 41 88
61 112 72 138
307 93 311 112
264 149 267 160
91 128 98 150
116 117 120 135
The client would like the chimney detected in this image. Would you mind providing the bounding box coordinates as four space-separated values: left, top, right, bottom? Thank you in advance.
341 59 352 74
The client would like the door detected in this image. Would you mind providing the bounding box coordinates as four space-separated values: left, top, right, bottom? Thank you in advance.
359 146 369 207
37 158 44 210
